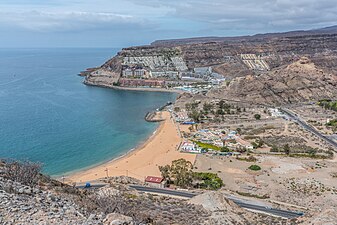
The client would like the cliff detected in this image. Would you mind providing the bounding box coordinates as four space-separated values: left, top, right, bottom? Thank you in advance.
83 26 337 105
209 57 337 105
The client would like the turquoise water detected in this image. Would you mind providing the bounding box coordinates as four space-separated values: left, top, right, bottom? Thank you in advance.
0 48 176 176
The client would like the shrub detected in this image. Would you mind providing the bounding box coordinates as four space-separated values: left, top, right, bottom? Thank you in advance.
248 165 261 171
2 159 42 187
254 114 261 120
193 172 223 190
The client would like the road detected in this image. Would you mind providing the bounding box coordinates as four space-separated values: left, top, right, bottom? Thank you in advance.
129 185 196 198
226 196 303 219
129 185 304 219
281 108 337 151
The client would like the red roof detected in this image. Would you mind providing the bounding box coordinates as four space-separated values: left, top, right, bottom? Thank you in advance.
145 176 164 184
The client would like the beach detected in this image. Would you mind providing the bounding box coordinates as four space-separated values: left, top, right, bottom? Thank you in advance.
67 111 196 183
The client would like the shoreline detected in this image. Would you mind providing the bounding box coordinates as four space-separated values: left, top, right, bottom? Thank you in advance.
55 122 161 180
66 111 196 184
84 80 184 94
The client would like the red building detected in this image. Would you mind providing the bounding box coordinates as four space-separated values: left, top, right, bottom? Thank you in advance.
145 176 166 188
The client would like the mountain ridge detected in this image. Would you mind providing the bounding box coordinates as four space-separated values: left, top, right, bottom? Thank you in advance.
151 25 337 46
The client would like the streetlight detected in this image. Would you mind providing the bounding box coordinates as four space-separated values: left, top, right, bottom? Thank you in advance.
105 168 109 178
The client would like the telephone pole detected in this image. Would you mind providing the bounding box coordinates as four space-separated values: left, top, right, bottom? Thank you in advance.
105 168 109 178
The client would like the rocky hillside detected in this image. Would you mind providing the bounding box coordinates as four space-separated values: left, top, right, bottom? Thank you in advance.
209 57 337 105
0 160 285 225
82 26 337 105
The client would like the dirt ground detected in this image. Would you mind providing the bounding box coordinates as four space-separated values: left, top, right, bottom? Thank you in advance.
194 153 337 217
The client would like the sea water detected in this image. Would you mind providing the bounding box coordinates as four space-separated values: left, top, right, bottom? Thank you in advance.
0 48 176 176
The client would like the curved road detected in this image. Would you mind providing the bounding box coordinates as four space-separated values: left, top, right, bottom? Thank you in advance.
281 108 337 151
129 185 304 219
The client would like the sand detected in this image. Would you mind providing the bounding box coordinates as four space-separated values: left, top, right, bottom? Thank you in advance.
67 111 196 183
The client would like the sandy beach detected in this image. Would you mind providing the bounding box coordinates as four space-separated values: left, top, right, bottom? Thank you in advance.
67 111 196 183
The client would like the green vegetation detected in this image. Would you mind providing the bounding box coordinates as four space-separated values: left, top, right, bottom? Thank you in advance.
159 159 223 190
327 119 337 126
188 110 201 122
203 103 214 113
193 172 223 190
283 144 290 155
237 155 257 162
244 135 260 140
289 153 332 159
159 158 194 188
251 139 264 149
193 141 221 151
248 164 261 171
254 114 261 120
220 146 230 152
326 119 337 132
318 99 337 112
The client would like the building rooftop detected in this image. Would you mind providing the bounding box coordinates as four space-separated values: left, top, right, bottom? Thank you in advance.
145 176 164 184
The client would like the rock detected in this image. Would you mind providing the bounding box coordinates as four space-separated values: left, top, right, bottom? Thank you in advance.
103 213 134 225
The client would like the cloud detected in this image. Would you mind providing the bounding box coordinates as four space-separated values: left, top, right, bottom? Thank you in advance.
1 0 337 47
0 10 149 32
126 0 337 31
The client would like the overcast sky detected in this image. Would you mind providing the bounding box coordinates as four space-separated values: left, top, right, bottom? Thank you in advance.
1 0 337 48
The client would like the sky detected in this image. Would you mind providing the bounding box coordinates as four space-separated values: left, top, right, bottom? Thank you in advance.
0 0 337 48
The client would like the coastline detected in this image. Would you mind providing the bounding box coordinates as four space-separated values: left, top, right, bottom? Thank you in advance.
66 111 196 184
84 80 184 94
55 122 161 180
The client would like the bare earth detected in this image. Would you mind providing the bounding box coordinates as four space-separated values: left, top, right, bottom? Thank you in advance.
67 111 196 183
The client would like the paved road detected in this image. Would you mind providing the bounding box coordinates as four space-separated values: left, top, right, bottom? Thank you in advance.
281 108 337 151
129 185 196 198
130 185 304 219
227 196 303 219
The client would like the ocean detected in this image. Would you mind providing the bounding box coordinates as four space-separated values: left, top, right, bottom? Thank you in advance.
0 48 176 176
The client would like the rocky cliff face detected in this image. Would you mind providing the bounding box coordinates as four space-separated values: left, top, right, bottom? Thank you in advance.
84 27 337 105
210 57 337 105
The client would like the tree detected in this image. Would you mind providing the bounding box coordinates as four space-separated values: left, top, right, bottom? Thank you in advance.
170 159 194 188
220 146 230 152
254 114 261 120
193 172 223 190
270 145 279 152
188 110 201 122
159 165 171 184
203 103 213 113
308 148 317 156
174 107 180 112
159 158 193 188
283 144 290 155
248 165 261 171
185 103 192 111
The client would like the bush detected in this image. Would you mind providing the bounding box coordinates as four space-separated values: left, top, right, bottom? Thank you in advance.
2 159 42 187
220 146 230 152
193 172 223 190
248 165 261 171
193 141 221 151
254 114 261 120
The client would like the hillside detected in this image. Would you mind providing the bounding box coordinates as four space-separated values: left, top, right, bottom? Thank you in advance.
0 160 286 225
82 25 337 105
209 57 337 105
